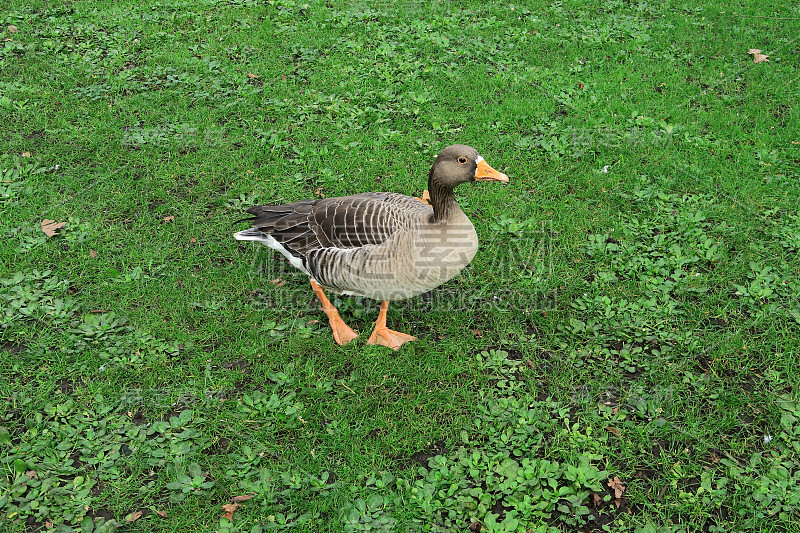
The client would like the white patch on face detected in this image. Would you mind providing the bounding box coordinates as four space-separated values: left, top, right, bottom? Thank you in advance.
476 154 484 163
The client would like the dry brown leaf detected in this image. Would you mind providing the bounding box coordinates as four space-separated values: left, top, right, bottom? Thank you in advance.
45 521 53 529
90 249 98 258
41 219 67 237
468 521 482 532
231 493 256 503
25 470 39 480
162 215 175 223
472 329 483 337
190 237 196 243
21 151 31 157
8 25 18 33
281 74 287 81
748 48 769 63
125 510 143 523
221 502 239 520
91 308 110 313
606 427 621 437
154 509 168 518
590 492 602 507
246 73 259 79
608 476 626 499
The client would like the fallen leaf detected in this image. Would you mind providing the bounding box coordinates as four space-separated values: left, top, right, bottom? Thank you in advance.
281 74 287 81
468 521 482 532
313 187 325 198
25 470 39 480
21 151 31 157
41 219 67 237
231 493 256 503
154 509 168 518
748 48 769 63
590 492 602 506
607 426 621 437
91 309 110 313
221 502 239 520
189 237 196 243
7 25 18 33
45 521 53 529
471 329 483 337
608 476 626 499
270 278 286 287
162 215 175 223
90 249 98 258
246 73 259 79
125 510 143 523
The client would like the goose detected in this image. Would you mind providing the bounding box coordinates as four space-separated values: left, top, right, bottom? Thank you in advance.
234 144 509 349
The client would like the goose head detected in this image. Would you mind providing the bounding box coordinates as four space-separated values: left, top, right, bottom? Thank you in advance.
429 144 509 190
427 145 509 222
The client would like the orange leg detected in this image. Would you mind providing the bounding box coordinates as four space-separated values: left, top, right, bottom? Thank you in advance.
413 190 432 205
367 301 416 350
310 280 358 346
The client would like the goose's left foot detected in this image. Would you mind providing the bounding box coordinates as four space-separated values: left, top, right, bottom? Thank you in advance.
366 301 416 350
310 279 358 346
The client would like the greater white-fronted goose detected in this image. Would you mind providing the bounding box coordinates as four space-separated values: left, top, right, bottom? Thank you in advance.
234 144 509 349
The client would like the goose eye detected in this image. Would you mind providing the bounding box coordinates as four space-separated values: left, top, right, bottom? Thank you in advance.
457 156 468 164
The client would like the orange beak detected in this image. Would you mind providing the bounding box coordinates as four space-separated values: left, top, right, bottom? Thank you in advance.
474 158 509 182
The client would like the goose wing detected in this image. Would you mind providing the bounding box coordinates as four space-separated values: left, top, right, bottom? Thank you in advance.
236 192 429 259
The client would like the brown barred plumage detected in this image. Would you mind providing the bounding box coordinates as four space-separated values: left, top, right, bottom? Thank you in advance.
234 145 509 348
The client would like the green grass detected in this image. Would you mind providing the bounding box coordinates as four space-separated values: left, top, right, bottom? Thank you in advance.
1 0 799 531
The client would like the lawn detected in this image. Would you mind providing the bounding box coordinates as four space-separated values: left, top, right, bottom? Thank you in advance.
1 0 799 531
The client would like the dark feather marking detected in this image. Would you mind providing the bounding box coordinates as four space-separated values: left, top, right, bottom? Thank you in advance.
239 193 431 265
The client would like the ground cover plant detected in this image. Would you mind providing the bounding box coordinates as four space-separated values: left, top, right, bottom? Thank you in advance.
1 0 799 531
